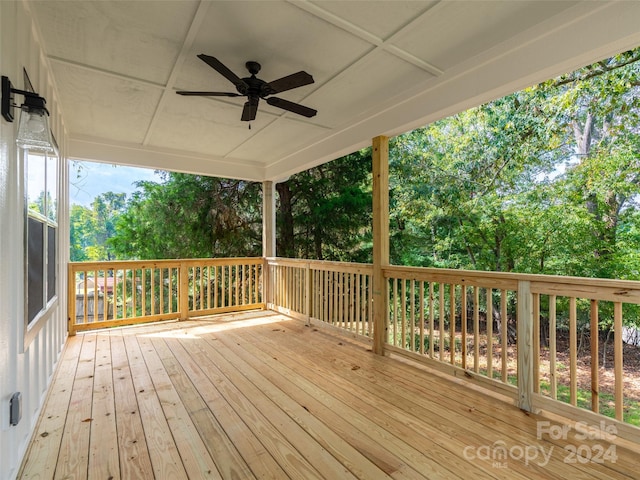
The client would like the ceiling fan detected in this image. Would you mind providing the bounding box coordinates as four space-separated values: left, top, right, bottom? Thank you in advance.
177 54 317 122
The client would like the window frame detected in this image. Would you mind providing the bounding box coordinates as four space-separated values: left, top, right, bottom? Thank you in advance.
23 148 59 350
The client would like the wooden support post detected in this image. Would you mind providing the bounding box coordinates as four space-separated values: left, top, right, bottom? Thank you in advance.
372 135 389 355
305 262 312 325
179 262 189 321
517 280 535 412
67 264 76 336
263 181 276 308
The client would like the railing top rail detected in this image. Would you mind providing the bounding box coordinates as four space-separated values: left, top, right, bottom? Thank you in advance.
384 264 640 293
180 257 263 266
69 257 264 271
69 259 183 270
384 265 519 290
266 257 373 274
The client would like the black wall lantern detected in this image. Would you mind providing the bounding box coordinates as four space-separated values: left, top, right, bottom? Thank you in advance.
2 75 55 153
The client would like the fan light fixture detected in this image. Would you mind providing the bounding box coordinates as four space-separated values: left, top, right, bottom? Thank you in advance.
2 75 55 153
177 55 317 122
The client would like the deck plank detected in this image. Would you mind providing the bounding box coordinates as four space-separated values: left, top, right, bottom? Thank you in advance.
19 312 639 480
181 334 329 480
163 337 283 480
88 334 120 479
203 334 398 480
195 334 367 480
300 324 640 480
240 323 568 479
19 336 83 479
54 334 96 479
123 334 188 479
208 330 426 480
109 332 155 480
261 320 632 480
222 322 504 480
136 335 221 479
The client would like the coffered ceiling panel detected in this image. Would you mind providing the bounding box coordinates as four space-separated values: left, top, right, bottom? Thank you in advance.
389 1 580 71
50 61 162 144
32 0 199 84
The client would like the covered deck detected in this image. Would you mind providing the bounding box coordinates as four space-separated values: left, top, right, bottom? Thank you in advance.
19 310 638 479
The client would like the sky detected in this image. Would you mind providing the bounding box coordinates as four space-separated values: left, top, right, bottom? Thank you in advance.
69 160 164 207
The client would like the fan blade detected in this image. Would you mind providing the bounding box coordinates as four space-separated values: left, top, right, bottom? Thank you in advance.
197 54 248 93
265 71 314 95
241 98 259 122
266 97 317 118
176 91 242 97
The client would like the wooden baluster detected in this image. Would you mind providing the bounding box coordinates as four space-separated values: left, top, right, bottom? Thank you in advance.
159 268 164 314
401 279 407 349
569 296 577 406
461 285 467 369
393 278 398 346
487 288 493 377
590 299 599 413
419 281 425 355
93 269 98 323
83 268 89 323
532 293 540 393
614 302 623 421
356 273 361 335
132 268 137 318
439 283 445 362
473 286 479 373
450 284 456 365
408 279 414 352
549 295 557 399
501 289 508 383
236 264 240 307
429 283 435 359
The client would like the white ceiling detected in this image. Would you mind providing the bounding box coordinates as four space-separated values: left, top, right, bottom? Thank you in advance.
29 0 640 182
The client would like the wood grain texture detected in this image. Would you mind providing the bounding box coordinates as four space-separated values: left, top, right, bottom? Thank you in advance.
20 311 638 480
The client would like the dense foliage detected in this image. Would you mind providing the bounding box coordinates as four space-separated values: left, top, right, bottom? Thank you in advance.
108 173 263 259
390 48 640 280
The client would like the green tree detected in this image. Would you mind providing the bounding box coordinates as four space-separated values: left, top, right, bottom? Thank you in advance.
111 173 262 259
390 47 640 281
69 193 127 261
276 149 372 261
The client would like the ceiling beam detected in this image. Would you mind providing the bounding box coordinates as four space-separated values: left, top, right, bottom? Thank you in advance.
48 56 165 90
288 0 443 76
142 0 212 146
69 135 265 181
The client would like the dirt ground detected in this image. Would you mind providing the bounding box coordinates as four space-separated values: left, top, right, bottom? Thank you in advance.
538 334 640 401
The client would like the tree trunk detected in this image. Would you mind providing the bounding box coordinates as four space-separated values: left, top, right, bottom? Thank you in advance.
276 182 295 257
313 225 323 260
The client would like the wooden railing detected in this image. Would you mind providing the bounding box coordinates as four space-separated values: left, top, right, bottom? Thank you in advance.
266 258 374 338
68 258 263 335
383 266 519 396
68 256 639 429
528 275 640 426
382 265 640 430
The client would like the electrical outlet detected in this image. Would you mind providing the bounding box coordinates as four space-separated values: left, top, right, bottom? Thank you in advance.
10 392 22 426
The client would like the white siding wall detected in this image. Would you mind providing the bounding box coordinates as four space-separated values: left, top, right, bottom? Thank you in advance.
0 2 68 479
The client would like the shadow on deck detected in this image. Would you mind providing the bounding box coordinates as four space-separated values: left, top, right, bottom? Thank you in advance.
19 310 639 479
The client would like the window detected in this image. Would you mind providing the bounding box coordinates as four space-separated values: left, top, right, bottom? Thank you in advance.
25 149 58 345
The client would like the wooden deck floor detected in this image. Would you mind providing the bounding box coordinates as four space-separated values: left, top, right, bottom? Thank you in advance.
19 310 639 479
